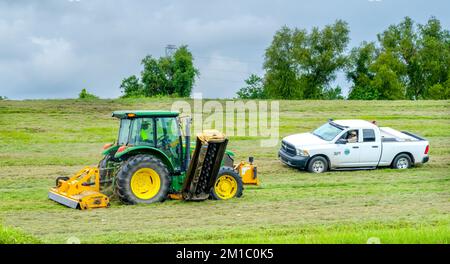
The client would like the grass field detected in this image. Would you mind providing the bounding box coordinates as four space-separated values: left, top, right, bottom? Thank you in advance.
0 98 449 244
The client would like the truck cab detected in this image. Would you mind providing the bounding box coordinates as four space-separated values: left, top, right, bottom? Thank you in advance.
279 120 430 173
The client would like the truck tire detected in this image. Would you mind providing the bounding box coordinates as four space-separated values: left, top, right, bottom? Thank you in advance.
392 154 412 169
307 156 328 173
115 154 171 204
210 167 243 200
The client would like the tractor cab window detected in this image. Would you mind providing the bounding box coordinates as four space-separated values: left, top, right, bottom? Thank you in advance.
118 119 131 145
127 118 156 146
138 118 155 146
156 117 182 169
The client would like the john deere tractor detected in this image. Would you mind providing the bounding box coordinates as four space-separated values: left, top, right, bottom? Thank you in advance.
49 110 258 209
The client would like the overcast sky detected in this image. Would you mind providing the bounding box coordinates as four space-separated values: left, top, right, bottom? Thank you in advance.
0 0 449 99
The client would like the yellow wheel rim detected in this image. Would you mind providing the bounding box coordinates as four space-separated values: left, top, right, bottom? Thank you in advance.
214 175 238 200
130 168 161 200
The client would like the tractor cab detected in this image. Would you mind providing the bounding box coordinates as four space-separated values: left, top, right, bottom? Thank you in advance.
112 111 183 172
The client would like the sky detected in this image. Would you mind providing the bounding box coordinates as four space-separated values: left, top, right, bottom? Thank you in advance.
0 0 449 99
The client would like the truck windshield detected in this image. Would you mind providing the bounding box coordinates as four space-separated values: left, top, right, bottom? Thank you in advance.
313 122 343 141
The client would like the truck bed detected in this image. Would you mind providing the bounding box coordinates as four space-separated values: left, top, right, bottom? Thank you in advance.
380 127 425 142
378 127 429 166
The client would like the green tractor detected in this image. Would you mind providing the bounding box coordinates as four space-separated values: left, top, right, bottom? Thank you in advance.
100 110 245 203
49 110 247 209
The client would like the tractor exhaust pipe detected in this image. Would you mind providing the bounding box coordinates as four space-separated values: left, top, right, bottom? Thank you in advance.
184 117 192 171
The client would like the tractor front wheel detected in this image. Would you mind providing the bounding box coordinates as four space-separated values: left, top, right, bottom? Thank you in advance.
115 155 171 204
211 167 243 200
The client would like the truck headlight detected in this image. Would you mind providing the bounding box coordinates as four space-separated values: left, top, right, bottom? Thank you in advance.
296 149 310 156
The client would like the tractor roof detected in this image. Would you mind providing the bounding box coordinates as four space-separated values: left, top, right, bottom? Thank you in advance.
112 110 179 119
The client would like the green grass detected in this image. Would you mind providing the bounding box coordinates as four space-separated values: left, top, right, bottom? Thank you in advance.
0 224 41 244
0 99 449 244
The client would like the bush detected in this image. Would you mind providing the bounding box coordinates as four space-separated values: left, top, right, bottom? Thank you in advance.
78 88 99 99
236 74 266 99
322 86 344 100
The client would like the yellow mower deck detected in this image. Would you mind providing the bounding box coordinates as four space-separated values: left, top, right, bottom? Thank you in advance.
48 167 110 210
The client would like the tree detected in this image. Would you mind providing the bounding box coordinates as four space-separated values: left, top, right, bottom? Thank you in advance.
376 16 450 99
120 75 144 97
418 17 450 99
172 46 199 97
427 82 450 99
322 86 344 100
78 88 98 99
346 42 379 100
140 55 170 96
122 45 199 98
264 26 302 99
263 21 349 99
369 51 406 100
346 16 450 100
236 74 265 99
294 20 350 99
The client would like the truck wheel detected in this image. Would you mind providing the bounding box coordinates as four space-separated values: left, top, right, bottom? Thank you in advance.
307 156 328 173
392 154 412 169
211 167 243 200
115 154 171 204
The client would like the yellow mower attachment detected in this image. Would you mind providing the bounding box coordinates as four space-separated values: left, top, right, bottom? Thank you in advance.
236 157 259 186
48 167 110 210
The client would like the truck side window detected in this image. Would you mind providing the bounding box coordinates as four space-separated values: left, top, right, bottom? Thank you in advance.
346 130 358 143
363 129 376 142
339 130 358 143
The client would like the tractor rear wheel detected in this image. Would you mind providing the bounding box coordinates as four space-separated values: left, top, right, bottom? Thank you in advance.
210 167 243 200
115 154 171 204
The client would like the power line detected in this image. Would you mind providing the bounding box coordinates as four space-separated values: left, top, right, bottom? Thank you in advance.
194 55 262 65
202 68 254 75
198 77 245 83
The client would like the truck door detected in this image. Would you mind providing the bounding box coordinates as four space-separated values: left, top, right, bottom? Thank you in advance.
335 129 361 167
359 128 382 166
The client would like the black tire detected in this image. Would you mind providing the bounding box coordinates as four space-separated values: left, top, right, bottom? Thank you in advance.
391 153 412 169
115 154 171 204
307 156 328 173
210 167 243 200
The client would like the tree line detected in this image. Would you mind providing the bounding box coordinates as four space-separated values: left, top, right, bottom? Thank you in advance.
117 16 448 100
238 17 450 100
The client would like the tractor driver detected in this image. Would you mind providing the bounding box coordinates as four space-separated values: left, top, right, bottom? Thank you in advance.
140 121 153 144
347 130 358 143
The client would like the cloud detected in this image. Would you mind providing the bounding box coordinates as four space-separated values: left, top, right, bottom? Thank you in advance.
30 37 80 80
0 0 449 99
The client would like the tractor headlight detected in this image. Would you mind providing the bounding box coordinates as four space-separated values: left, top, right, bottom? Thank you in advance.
296 149 310 156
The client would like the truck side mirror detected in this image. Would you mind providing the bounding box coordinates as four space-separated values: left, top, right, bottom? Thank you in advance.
336 138 347 144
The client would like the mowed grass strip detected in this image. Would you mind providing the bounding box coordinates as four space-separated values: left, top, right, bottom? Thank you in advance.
0 99 449 243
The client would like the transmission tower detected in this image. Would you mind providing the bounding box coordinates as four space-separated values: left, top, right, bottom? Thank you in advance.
165 44 177 57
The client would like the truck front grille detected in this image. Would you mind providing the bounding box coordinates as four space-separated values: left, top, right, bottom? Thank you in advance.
281 140 296 156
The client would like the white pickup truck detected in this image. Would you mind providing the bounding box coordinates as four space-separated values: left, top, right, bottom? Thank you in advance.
279 119 430 173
